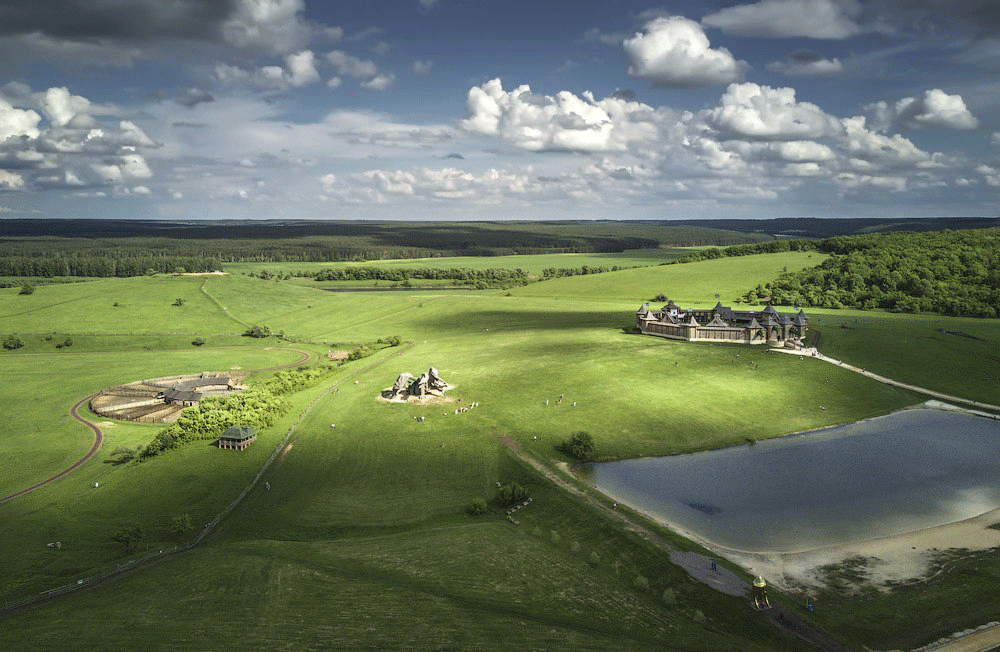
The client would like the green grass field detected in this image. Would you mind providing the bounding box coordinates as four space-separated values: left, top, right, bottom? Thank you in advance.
1 249 997 650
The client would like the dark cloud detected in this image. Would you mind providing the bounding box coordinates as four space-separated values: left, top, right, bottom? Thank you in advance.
789 49 825 64
176 89 216 108
442 152 464 159
0 1 236 42
879 0 1000 36
610 88 638 102
172 122 208 128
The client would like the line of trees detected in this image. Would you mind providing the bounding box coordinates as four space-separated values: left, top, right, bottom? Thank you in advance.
671 239 817 264
0 255 221 278
312 266 529 283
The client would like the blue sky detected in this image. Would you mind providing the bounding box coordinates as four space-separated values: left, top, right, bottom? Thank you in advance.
0 0 998 221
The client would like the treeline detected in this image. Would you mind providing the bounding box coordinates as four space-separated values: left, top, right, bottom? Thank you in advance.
742 230 1000 317
0 255 221 278
139 365 338 460
313 267 529 283
673 239 817 264
541 265 618 278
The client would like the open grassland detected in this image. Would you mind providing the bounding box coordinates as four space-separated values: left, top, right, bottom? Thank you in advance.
1 249 998 650
511 251 826 303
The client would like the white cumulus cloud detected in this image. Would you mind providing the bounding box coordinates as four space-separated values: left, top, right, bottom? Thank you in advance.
699 82 842 140
362 73 395 91
460 78 679 154
222 0 310 54
623 17 747 87
702 0 862 39
0 99 41 142
0 169 24 190
866 89 979 131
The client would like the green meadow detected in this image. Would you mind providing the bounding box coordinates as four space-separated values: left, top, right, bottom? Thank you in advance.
0 250 997 650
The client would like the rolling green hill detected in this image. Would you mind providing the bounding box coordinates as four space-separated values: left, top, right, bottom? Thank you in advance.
2 247 999 650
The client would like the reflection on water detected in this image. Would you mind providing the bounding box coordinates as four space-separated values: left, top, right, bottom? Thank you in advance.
580 409 1000 552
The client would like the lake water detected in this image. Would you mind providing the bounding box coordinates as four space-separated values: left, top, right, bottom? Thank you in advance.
579 409 1000 552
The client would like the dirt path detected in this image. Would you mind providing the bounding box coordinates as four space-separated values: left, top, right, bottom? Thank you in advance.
0 394 102 505
772 347 1000 413
499 435 850 651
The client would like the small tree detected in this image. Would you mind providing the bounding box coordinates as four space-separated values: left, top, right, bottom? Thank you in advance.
109 446 138 465
558 431 595 461
651 293 667 302
495 482 529 507
170 514 193 541
191 337 206 346
113 524 144 554
19 284 35 295
172 298 185 307
62 336 73 348
466 498 488 516
243 325 271 338
3 334 24 350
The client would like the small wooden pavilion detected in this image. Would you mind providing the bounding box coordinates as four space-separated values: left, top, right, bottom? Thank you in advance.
218 426 257 451
751 575 771 610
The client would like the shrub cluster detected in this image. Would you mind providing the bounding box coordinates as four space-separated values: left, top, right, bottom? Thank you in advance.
558 432 596 461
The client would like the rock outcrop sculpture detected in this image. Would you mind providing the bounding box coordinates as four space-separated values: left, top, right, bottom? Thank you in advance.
383 368 451 401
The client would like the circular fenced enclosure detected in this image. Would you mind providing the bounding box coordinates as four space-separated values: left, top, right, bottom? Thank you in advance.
90 372 248 423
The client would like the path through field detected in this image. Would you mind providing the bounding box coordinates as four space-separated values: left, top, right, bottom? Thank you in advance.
772 347 1000 413
0 393 103 505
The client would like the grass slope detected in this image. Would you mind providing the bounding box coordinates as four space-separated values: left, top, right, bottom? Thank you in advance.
2 248 997 650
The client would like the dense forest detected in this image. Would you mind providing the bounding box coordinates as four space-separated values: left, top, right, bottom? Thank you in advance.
741 230 1000 317
0 220 768 272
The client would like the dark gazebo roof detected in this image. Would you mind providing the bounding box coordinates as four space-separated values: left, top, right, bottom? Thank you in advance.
793 310 809 325
173 377 232 390
761 304 777 315
163 388 203 402
220 426 256 442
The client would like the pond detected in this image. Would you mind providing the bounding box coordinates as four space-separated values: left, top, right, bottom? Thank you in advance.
579 408 1000 552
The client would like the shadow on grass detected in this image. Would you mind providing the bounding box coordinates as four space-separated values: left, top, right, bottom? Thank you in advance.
415 308 633 335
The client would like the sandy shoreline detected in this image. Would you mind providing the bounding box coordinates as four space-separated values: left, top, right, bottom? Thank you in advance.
589 401 1000 592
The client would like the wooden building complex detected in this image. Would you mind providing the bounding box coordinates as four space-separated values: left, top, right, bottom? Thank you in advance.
636 300 808 346
218 426 257 451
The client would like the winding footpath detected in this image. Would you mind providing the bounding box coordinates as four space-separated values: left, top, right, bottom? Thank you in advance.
772 347 1000 414
0 347 312 506
0 394 103 505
